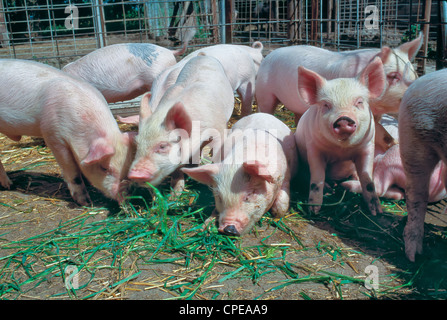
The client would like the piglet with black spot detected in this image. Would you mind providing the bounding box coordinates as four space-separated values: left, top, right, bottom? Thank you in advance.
295 57 386 215
118 41 265 125
63 32 194 104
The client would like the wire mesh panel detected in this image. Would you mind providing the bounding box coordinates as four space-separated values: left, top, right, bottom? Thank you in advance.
0 0 98 67
232 0 290 45
0 0 444 70
230 0 444 71
231 0 436 49
0 0 221 68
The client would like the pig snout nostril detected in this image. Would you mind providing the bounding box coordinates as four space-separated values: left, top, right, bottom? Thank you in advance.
333 116 356 129
333 116 357 139
221 225 241 237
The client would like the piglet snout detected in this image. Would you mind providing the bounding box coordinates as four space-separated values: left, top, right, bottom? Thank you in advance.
128 168 156 183
333 116 357 139
220 225 241 237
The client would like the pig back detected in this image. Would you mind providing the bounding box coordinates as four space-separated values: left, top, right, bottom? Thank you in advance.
400 69 447 134
0 59 86 137
183 44 258 90
63 43 177 97
231 113 297 174
232 113 292 142
174 55 235 121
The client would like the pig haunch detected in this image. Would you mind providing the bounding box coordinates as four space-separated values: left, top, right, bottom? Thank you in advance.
0 59 136 205
342 116 447 204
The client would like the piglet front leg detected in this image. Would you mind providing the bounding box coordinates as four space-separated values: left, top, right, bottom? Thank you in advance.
0 159 12 189
354 147 382 216
169 169 185 200
307 148 327 214
46 140 91 206
270 179 291 217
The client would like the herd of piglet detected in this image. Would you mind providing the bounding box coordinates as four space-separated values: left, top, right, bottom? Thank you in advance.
0 31 445 262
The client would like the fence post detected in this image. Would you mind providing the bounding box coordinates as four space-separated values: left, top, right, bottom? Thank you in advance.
417 0 432 75
93 0 106 48
225 0 233 43
437 0 447 69
0 0 9 48
311 0 318 42
211 0 219 43
219 0 225 43
327 0 333 41
287 0 299 43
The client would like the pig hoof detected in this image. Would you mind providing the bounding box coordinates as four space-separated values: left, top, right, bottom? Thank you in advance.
0 177 12 190
221 225 240 237
404 226 424 262
72 191 91 206
369 199 382 216
404 239 423 262
168 191 181 201
309 205 321 215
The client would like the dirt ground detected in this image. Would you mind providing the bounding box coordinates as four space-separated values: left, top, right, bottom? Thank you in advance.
1 109 447 301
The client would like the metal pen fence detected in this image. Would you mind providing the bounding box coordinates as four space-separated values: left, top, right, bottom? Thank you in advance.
0 0 445 73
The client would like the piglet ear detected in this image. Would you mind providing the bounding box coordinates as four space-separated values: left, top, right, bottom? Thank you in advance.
398 32 423 61
297 66 325 106
139 92 153 120
375 46 392 64
243 160 275 183
359 56 386 99
165 101 192 134
82 138 115 165
182 164 220 185
123 131 137 147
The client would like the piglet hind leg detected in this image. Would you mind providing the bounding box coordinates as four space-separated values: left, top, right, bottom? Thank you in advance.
403 154 439 262
255 91 279 114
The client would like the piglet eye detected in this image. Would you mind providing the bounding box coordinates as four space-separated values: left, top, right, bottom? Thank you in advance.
155 142 171 154
356 98 364 106
387 72 402 85
323 102 332 110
